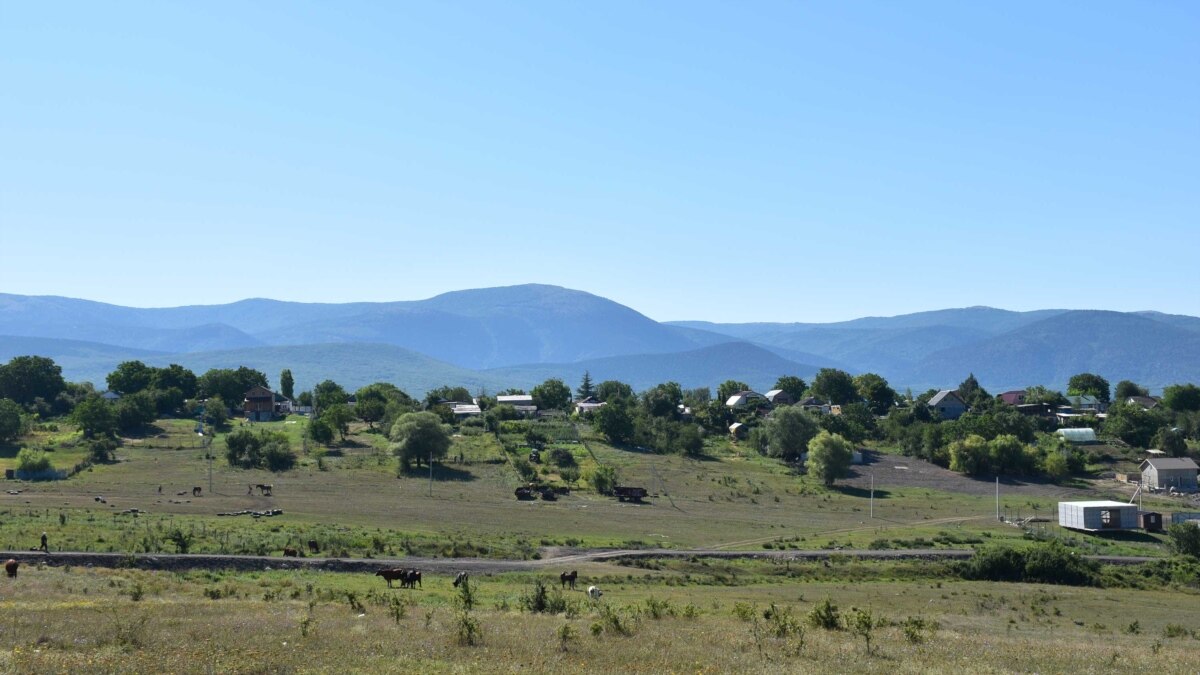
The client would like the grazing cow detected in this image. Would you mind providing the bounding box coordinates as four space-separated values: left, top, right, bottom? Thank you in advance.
307 540 319 554
453 572 468 588
282 546 299 558
375 568 407 588
587 585 602 600
405 569 422 589
4 559 17 578
192 486 202 497
560 570 578 590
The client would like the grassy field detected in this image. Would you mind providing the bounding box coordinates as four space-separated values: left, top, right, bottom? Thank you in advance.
1 561 1199 673
2 415 1200 671
0 415 1181 559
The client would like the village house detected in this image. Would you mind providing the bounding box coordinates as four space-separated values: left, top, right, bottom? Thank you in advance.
1140 457 1199 492
928 390 967 420
575 397 606 414
763 389 795 406
725 390 766 408
244 385 277 422
1063 394 1106 414
798 396 831 414
998 390 1027 406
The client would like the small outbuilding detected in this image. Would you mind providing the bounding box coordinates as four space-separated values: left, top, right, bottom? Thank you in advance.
928 390 967 420
1139 511 1164 532
1058 500 1138 532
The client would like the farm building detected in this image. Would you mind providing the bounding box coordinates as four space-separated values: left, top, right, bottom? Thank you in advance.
244 386 277 422
728 422 746 439
1056 428 1096 443
1058 501 1138 531
451 403 482 417
1139 457 1199 492
497 394 534 407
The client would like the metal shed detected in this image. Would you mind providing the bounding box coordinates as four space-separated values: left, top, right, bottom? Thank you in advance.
1058 500 1138 531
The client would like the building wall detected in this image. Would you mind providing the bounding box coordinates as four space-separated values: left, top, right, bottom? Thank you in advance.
1059 503 1138 530
1143 467 1199 490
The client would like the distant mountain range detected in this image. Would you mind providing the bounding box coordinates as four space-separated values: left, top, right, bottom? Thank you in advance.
1 286 1197 395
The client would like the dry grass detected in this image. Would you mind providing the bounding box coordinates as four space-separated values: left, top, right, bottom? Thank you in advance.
0 565 1198 673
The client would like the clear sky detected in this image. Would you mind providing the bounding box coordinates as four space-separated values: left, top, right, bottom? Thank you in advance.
2 1 1197 323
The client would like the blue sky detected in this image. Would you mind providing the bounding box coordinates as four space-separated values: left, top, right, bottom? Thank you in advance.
2 1 1197 322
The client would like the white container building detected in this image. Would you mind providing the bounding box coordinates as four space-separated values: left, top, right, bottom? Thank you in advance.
1058 500 1138 532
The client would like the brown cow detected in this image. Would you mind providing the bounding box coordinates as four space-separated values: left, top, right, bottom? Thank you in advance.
5 559 18 578
375 568 406 588
560 570 578 590
282 547 299 558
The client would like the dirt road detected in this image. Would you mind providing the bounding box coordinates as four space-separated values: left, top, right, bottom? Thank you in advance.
0 547 1156 576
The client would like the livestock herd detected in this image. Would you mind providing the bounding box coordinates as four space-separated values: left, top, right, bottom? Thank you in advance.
370 567 602 598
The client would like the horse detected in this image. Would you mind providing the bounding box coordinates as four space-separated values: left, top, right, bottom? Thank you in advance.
453 572 469 588
256 484 273 496
282 546 299 558
4 560 17 578
587 585 603 600
560 570 578 590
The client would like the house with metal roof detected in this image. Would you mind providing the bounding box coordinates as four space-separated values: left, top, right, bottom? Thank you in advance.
763 389 795 406
998 390 1027 406
1064 394 1105 414
1140 457 1199 491
725 391 766 408
928 390 967 420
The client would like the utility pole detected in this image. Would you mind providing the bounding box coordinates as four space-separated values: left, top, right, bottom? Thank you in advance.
870 473 874 519
995 476 1000 521
428 449 433 497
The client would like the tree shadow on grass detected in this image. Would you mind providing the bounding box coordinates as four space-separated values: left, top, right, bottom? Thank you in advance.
833 485 893 499
0 442 21 459
400 463 477 482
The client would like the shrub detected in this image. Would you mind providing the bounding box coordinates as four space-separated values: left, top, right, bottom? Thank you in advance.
807 598 841 630
963 542 1098 586
589 465 618 495
16 448 53 474
1167 523 1200 558
548 447 576 467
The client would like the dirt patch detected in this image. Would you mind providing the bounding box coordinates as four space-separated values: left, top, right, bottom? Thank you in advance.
841 452 1088 498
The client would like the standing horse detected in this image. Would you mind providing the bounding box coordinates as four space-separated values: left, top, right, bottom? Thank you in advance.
560 570 578 590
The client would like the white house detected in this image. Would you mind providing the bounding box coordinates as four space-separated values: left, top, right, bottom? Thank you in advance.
725 391 766 408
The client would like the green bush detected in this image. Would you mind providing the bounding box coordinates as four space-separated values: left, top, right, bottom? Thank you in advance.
807 597 841 630
963 542 1098 586
16 447 53 474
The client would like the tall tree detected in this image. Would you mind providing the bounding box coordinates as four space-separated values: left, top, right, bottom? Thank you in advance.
106 360 156 395
0 356 66 407
0 398 22 443
763 405 818 462
642 382 683 418
576 371 596 400
72 396 118 439
807 430 854 486
313 379 349 412
594 399 635 444
811 369 858 405
197 367 268 404
390 411 452 470
957 373 991 408
154 364 197 398
1067 373 1111 405
1114 380 1149 400
853 373 896 416
717 380 752 404
595 380 633 403
1162 384 1200 412
280 369 295 400
773 375 807 402
531 378 572 411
